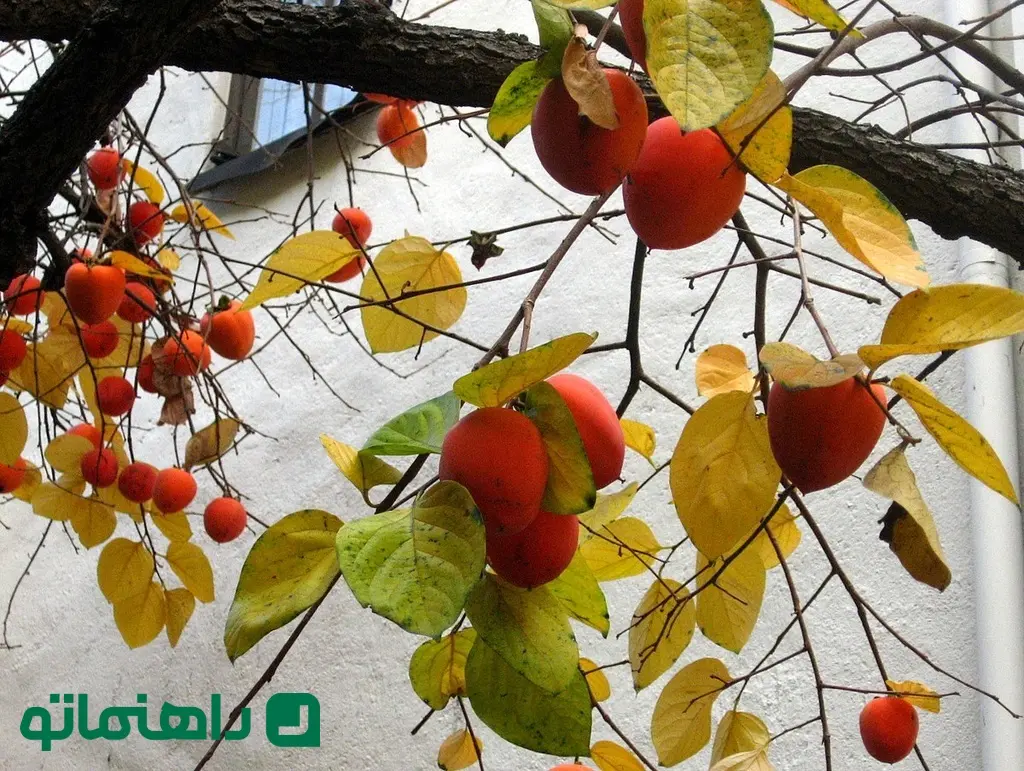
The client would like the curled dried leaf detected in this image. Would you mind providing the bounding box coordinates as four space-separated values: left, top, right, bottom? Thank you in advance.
561 37 619 130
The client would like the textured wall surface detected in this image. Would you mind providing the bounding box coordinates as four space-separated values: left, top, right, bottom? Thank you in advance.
0 1 1013 769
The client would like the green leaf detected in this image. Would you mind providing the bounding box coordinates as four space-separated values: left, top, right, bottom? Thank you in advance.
464 573 579 692
522 381 596 514
532 0 574 62
466 637 592 756
362 391 462 456
487 61 552 146
409 628 477 710
336 481 485 637
546 551 610 637
644 0 774 130
224 509 343 661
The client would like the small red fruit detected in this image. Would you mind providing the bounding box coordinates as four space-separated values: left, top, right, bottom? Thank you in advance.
137 354 157 394
97 376 135 416
767 378 887 493
623 119 747 250
326 208 372 282
0 329 27 373
118 461 158 503
487 511 579 589
204 497 248 543
80 321 119 359
116 282 156 323
0 458 27 494
547 373 625 489
64 262 126 324
531 69 648 195
199 300 255 360
4 274 44 316
859 696 919 764
80 448 118 488
152 468 198 513
128 201 164 244
68 423 102 449
156 330 210 377
87 147 124 190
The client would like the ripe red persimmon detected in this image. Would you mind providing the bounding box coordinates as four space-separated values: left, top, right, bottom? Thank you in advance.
438 407 549 535
64 262 126 325
156 330 210 377
116 282 156 323
860 696 919 764
325 208 372 283
531 69 648 196
4 274 44 316
87 147 124 190
80 448 118 488
80 321 119 359
487 511 579 589
128 201 164 244
623 119 746 250
97 376 136 416
152 468 197 513
547 373 625 489
0 329 27 373
68 423 102 449
0 458 27 494
199 300 255 360
617 0 648 72
118 461 158 503
376 102 420 151
204 497 248 543
137 354 158 394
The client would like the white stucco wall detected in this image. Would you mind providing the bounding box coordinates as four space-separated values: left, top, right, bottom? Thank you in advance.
1 1 1017 769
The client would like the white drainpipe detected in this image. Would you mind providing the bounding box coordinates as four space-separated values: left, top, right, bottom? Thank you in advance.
946 0 1024 766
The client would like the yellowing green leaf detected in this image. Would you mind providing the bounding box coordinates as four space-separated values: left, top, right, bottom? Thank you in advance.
859 283 1024 370
758 341 864 390
225 509 342 661
465 573 578 693
533 0 575 54
242 231 358 310
620 418 656 464
362 391 461 456
44 433 93 474
629 578 696 690
891 374 1017 504
771 0 860 37
31 476 87 521
360 236 466 354
152 511 192 543
670 391 780 558
98 539 155 603
337 481 485 637
165 587 195 647
109 250 174 283
487 60 552 146
71 495 116 548
863 446 951 591
696 545 766 653
580 516 661 581
320 435 403 504
166 542 215 603
546 551 610 636
778 166 928 288
112 581 165 649
523 381 596 514
644 0 774 130
592 740 646 771
716 70 791 184
754 504 801 569
437 728 483 771
711 711 771 765
696 344 756 397
0 393 27 465
651 657 731 766
171 202 234 239
123 160 165 204
579 482 639 538
184 418 242 470
409 628 477 710
453 332 596 407
885 679 941 713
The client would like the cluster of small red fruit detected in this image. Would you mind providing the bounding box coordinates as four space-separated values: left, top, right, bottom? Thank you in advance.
438 374 624 589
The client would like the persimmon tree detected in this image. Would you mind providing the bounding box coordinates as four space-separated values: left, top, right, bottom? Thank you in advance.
2 1 1024 770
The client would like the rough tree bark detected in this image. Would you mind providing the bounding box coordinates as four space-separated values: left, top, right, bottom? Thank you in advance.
2 0 1024 275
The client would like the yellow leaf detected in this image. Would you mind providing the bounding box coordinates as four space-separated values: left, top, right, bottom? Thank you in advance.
592 740 646 771
165 587 195 648
113 581 165 648
151 511 192 543
31 477 87 521
716 70 791 184
320 435 403 504
562 37 618 129
629 578 696 690
754 504 801 569
0 393 27 465
70 495 116 548
44 433 93 474
670 391 780 558
859 283 1024 370
2 318 32 336
360 236 466 354
579 516 661 580
644 0 774 130
863 446 951 591
579 483 639 541
108 250 174 283
711 711 771 765
11 462 42 503
123 160 165 204
242 231 358 310
711 749 775 771
96 480 143 521
580 657 611 702
453 332 597 407
97 538 155 603
651 658 731 766
891 374 1017 504
6 340 75 409
437 728 483 771
758 341 864 390
547 0 617 9
620 418 656 464
770 0 861 37
696 344 756 397
171 202 235 239
184 418 242 470
157 248 181 271
778 166 929 288
409 628 477 710
696 545 766 653
885 679 942 713
166 542 215 603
